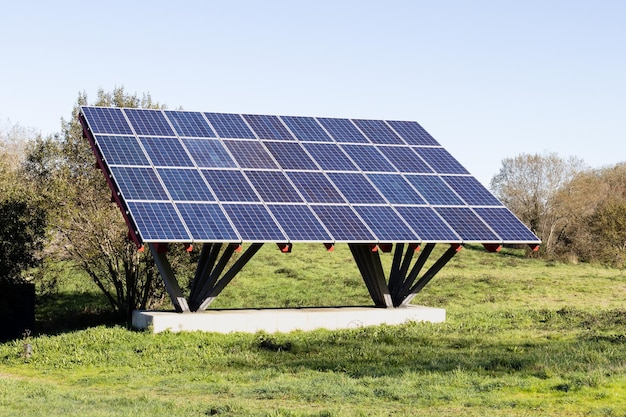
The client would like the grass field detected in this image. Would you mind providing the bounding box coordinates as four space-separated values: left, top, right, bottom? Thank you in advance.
1 244 626 416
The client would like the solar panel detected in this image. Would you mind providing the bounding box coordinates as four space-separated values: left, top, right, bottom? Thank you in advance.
140 137 194 167
366 174 426 205
95 135 149 166
80 106 540 246
280 116 332 142
165 110 216 138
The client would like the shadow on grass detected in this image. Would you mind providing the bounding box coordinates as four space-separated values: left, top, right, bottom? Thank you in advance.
35 291 124 335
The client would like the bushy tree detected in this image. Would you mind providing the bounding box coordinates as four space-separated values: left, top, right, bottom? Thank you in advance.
24 87 192 321
0 127 46 283
553 163 626 267
490 152 586 254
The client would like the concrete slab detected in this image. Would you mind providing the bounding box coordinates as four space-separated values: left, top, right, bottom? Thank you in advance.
132 305 445 334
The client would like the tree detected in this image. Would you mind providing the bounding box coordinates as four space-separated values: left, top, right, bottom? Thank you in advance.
24 87 192 321
490 152 586 254
0 128 46 283
552 163 626 267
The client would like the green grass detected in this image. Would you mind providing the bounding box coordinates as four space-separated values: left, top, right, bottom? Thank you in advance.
1 244 626 416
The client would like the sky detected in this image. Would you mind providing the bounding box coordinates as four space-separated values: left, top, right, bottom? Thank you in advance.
1 0 624 185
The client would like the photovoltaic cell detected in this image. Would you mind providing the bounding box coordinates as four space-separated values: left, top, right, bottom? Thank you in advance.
201 170 259 202
353 119 404 145
378 146 433 173
182 138 237 168
414 147 469 174
223 140 278 169
124 108 175 136
442 176 501 206
243 114 294 140
165 111 216 137
355 206 419 242
82 107 133 135
263 142 318 170
280 116 332 142
268 204 332 241
157 169 215 202
204 113 256 139
176 203 239 241
327 173 386 204
386 120 439 146
473 207 540 242
396 207 460 242
222 203 287 241
287 172 345 203
95 135 149 166
140 137 194 167
340 145 397 172
244 170 303 203
404 175 464 205
366 174 426 205
126 201 190 241
302 143 358 171
311 205 376 241
435 207 499 241
110 166 169 201
317 118 370 143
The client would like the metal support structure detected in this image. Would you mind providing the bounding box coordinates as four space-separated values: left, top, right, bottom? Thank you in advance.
147 243 190 313
350 242 462 307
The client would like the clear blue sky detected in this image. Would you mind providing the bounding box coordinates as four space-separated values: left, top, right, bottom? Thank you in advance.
1 0 624 185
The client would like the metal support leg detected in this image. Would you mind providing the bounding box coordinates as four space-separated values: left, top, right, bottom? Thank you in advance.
148 243 190 313
349 244 393 308
401 244 461 306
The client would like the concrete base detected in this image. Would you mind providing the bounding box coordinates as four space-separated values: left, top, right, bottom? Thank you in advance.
132 305 445 334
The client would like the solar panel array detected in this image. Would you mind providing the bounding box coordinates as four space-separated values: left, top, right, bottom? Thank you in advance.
80 106 540 245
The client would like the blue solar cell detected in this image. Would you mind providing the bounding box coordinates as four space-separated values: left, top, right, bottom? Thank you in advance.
263 142 318 170
396 207 460 242
182 138 237 168
176 203 240 242
354 206 419 242
127 201 190 241
352 119 404 145
140 137 194 167
366 174 426 204
386 120 439 146
280 116 332 142
244 170 303 203
243 114 294 140
435 207 500 241
377 146 433 173
82 107 133 135
165 111 216 137
222 203 287 241
96 135 149 166
123 108 175 136
404 175 464 205
413 147 469 174
110 167 169 201
204 113 256 139
327 173 386 204
474 207 540 242
442 176 501 206
223 140 278 169
287 172 345 203
302 143 358 171
201 170 259 202
311 205 376 242
317 118 370 143
268 204 333 242
157 169 215 202
340 145 397 172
